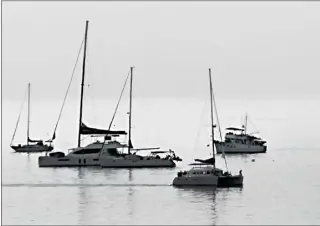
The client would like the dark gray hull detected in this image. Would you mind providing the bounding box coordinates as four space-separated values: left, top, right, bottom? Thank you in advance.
218 175 244 187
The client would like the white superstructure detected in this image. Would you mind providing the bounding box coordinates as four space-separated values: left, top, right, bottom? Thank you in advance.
215 127 267 154
38 140 126 167
172 164 221 186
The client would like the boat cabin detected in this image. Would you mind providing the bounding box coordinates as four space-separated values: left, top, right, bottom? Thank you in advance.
177 163 224 177
68 140 127 157
224 127 266 146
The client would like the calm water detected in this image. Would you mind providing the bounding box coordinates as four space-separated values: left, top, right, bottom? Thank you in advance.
2 148 320 225
2 99 320 225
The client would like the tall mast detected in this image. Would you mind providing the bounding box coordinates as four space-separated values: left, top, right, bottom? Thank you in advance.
244 113 248 135
27 83 30 145
78 20 89 148
128 66 133 154
208 68 215 165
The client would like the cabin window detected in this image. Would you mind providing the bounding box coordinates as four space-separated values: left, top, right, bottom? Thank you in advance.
235 139 243 144
73 149 101 155
107 148 121 157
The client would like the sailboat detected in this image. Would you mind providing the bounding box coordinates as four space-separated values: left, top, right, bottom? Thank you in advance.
11 83 54 153
215 114 267 154
38 21 127 167
38 21 181 168
99 67 182 168
172 68 243 187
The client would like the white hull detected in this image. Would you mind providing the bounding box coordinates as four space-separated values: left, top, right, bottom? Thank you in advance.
39 156 176 168
38 155 100 167
38 141 122 167
38 141 179 168
99 156 176 168
172 175 218 186
215 142 266 154
12 145 53 153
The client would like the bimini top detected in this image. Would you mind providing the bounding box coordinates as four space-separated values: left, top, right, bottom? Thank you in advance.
225 127 245 132
80 122 127 135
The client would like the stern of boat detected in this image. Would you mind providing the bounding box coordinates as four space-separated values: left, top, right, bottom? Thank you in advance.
218 174 244 187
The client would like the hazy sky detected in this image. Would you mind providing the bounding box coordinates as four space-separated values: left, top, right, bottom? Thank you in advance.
3 1 320 103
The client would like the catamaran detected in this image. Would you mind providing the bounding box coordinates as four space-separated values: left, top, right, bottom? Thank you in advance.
10 83 53 153
172 69 243 187
215 114 267 154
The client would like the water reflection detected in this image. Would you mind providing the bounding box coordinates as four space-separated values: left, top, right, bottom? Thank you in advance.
77 168 87 225
73 166 244 225
173 186 244 225
174 186 218 224
127 169 134 218
101 167 125 181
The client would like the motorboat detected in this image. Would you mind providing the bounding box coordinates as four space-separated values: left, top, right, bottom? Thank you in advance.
215 115 267 154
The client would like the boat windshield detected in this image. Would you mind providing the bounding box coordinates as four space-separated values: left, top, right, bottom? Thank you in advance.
107 148 122 157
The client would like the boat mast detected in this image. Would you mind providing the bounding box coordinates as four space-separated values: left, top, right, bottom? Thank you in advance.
78 20 89 148
244 113 248 135
208 68 215 166
128 66 133 154
27 83 30 145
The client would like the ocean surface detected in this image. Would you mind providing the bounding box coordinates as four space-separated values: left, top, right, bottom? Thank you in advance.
3 1 320 224
2 149 320 225
2 99 320 225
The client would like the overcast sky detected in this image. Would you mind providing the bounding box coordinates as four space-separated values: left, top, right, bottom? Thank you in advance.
3 1 320 103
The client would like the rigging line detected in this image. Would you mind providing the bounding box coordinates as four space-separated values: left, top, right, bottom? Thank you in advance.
83 36 95 124
80 135 91 141
247 115 260 134
108 69 131 130
98 69 131 157
10 87 28 146
211 87 229 172
192 95 209 154
51 38 85 138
